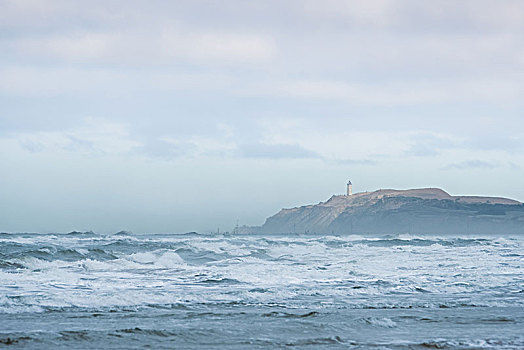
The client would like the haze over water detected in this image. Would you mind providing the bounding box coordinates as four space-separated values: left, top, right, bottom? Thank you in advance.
1 232 523 349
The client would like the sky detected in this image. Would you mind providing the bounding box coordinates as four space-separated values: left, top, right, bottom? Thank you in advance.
1 0 524 233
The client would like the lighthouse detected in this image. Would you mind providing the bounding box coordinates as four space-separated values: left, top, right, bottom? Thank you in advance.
346 180 353 196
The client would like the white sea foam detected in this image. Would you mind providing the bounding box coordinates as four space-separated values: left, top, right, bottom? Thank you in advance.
1 234 523 313
362 317 397 328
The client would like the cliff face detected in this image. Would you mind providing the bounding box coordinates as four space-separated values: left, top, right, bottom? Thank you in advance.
243 188 524 235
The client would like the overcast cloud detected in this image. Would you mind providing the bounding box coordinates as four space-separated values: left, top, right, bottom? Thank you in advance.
1 0 524 233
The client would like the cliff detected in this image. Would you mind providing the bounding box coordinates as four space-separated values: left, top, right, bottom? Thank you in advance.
241 188 524 235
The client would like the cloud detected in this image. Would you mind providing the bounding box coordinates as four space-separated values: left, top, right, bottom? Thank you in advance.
403 131 524 158
332 158 377 165
443 160 498 170
10 29 276 65
237 142 320 159
302 0 524 31
0 66 123 96
1 2 524 164
133 138 198 160
19 138 46 153
8 121 321 161
8 117 140 156
256 118 412 160
465 135 524 153
250 78 524 106
302 0 397 27
0 66 235 96
405 133 462 157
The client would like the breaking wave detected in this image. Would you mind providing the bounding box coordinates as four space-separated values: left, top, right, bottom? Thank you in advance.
0 232 523 348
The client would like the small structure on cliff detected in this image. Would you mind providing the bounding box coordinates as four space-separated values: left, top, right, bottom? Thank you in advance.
346 180 353 196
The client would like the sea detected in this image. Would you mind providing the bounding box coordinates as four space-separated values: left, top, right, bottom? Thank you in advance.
0 232 523 349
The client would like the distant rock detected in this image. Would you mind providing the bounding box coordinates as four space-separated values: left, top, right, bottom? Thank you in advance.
241 188 524 235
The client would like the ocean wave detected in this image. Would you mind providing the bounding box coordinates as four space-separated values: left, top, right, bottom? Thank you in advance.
361 317 398 328
0 234 522 315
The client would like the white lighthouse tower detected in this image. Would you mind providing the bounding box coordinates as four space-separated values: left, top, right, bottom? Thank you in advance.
346 180 353 196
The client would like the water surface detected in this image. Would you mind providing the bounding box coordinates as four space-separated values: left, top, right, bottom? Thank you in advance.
1 232 523 349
